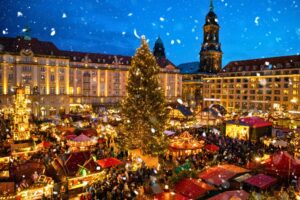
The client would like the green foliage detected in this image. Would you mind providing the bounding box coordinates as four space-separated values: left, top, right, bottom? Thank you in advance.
118 37 169 156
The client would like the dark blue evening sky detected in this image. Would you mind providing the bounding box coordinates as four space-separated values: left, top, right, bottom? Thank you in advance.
0 0 300 66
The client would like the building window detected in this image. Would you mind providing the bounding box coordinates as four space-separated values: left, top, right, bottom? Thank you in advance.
50 75 55 81
40 67 45 72
60 76 64 81
23 75 32 83
8 74 14 80
41 75 45 80
274 96 280 101
60 87 65 94
274 90 280 95
265 96 271 101
50 87 55 94
22 66 32 72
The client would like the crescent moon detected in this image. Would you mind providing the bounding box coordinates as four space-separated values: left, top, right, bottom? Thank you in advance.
133 29 140 39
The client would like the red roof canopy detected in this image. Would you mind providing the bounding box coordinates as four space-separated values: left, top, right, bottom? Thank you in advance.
39 141 52 148
263 151 300 176
208 190 249 200
205 144 220 152
97 157 123 168
199 165 249 186
154 192 189 200
174 178 215 199
239 117 272 128
244 174 276 189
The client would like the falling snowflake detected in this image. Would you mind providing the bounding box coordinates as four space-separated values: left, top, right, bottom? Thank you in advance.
2 28 8 35
254 16 260 26
128 13 133 16
170 40 175 45
296 28 300 36
50 28 56 36
17 11 23 17
122 31 126 35
176 39 181 44
62 13 67 18
159 17 165 22
275 37 282 42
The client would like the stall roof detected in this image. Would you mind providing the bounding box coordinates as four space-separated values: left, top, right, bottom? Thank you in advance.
174 178 215 199
244 174 277 189
154 192 189 200
199 165 249 186
226 117 272 128
207 190 249 200
263 151 300 177
176 104 193 117
97 157 123 168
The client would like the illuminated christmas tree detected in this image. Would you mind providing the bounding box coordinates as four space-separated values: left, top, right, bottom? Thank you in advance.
13 87 31 141
119 37 169 156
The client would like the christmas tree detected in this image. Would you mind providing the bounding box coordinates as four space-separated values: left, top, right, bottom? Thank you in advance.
119 37 169 156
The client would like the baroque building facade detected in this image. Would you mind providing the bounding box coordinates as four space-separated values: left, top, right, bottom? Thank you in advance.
0 36 182 117
202 55 300 113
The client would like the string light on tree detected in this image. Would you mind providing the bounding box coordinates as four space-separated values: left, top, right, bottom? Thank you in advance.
118 37 169 156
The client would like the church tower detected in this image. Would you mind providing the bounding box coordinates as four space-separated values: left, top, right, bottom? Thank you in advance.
199 0 222 73
153 36 166 58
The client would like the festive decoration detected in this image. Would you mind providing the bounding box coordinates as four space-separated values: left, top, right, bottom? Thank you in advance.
169 131 204 157
118 37 169 156
12 87 31 141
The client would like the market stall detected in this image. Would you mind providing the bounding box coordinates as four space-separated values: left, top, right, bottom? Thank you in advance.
174 178 216 199
225 117 272 141
204 144 220 153
154 191 189 200
262 151 300 177
207 190 249 200
244 173 277 190
199 164 249 187
97 157 123 169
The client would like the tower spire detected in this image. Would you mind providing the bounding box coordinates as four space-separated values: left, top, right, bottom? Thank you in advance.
210 0 214 11
23 26 31 40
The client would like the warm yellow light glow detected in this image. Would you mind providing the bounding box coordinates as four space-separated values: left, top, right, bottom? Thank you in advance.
97 70 101 96
165 74 168 96
46 66 50 94
226 124 249 140
65 65 70 95
3 65 8 94
175 74 178 97
105 70 108 97
56 67 59 94
291 98 298 103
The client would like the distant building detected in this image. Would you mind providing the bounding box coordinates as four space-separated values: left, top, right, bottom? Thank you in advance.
203 55 300 113
0 36 182 117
